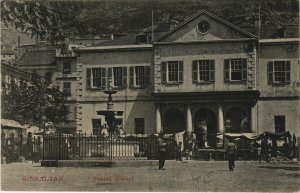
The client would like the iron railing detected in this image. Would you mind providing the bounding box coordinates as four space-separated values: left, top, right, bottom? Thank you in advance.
43 133 176 160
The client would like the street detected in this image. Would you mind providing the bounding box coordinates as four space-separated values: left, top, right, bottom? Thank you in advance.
1 160 300 192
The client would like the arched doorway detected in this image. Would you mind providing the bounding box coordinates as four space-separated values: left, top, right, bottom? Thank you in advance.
225 107 250 133
162 108 185 134
194 108 217 148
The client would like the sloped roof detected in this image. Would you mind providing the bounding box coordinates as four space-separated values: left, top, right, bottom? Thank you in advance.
154 9 256 42
15 48 56 66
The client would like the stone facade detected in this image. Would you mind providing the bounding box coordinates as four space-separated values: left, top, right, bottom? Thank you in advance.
74 10 299 139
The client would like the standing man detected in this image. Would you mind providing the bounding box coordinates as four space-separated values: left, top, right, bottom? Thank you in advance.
158 132 167 170
226 138 237 171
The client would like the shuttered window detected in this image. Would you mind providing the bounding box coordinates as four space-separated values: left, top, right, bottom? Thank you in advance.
224 58 247 82
86 68 106 89
268 61 290 84
192 60 215 83
107 67 128 88
161 61 184 84
129 66 150 88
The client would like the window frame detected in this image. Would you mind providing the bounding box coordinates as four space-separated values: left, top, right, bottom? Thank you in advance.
274 115 286 133
192 59 215 83
268 60 291 85
86 67 106 90
129 66 150 88
224 58 247 83
107 67 127 89
161 61 183 84
63 82 71 96
62 62 72 74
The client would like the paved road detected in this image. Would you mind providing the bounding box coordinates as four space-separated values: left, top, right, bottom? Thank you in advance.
1 161 300 192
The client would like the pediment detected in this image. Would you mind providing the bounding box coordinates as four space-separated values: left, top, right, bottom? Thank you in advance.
155 10 256 42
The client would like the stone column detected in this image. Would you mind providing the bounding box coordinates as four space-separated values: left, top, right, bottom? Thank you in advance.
250 104 256 133
155 105 161 134
218 105 224 133
186 105 193 134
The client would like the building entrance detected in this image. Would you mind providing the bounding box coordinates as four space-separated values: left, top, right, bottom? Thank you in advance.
194 108 217 148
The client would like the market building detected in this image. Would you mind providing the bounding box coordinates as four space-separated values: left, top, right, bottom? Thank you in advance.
75 9 300 143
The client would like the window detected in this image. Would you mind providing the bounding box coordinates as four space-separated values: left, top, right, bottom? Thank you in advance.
274 116 285 133
161 61 183 83
192 60 215 83
268 61 290 84
63 82 71 96
62 62 72 74
92 119 101 135
224 59 247 82
129 66 150 87
107 67 127 88
135 118 145 134
86 68 106 89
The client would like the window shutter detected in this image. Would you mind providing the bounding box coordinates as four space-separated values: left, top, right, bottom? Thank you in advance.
179 61 183 83
107 68 112 87
129 67 134 87
285 61 290 83
144 66 150 86
122 67 127 87
242 58 247 81
192 60 198 83
224 59 229 82
101 68 106 89
267 61 273 84
161 62 167 84
86 68 91 88
209 60 215 81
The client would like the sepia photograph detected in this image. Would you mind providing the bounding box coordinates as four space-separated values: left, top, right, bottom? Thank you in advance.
1 0 300 192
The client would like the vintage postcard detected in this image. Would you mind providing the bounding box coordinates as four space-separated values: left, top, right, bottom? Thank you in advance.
1 0 300 192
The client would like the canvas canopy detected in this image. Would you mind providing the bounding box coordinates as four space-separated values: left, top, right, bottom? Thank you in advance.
1 119 26 129
224 131 291 141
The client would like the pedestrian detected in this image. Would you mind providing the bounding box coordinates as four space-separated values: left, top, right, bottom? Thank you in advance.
176 141 183 161
226 138 237 171
266 143 272 162
257 144 262 162
158 132 167 170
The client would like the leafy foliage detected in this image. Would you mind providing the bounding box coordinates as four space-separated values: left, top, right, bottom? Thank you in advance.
1 71 69 130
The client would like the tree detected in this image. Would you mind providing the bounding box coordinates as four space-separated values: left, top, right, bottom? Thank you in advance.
1 71 69 132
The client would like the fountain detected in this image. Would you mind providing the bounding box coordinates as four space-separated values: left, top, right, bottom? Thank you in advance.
97 79 123 134
96 79 140 159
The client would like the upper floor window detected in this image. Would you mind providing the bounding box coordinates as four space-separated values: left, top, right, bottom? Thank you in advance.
129 66 150 87
62 62 72 74
224 59 247 82
86 68 106 89
192 60 215 83
63 82 71 96
268 61 290 84
161 61 183 84
108 67 127 88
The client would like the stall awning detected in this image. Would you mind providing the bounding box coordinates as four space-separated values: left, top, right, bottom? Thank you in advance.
224 131 291 140
1 119 26 129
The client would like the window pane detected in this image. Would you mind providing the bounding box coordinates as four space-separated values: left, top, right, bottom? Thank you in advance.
168 62 179 82
135 66 145 86
273 61 290 83
198 60 210 81
113 67 123 86
274 116 285 132
230 59 242 81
